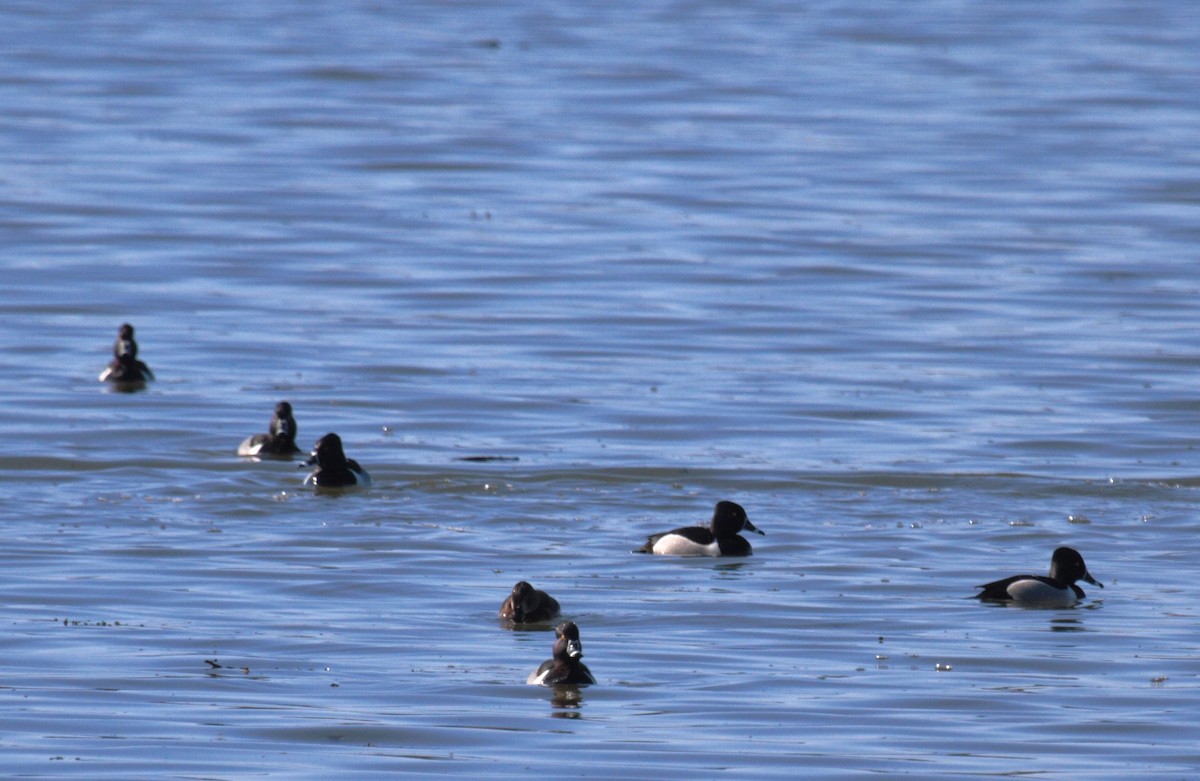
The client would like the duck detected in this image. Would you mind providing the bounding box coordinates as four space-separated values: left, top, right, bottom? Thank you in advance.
634 500 763 557
499 581 561 624
527 621 596 686
300 432 371 489
238 401 302 457
974 546 1103 606
98 322 154 384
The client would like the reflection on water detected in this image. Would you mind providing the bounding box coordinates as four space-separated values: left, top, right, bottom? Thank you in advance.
549 686 586 714
712 561 753 577
1048 617 1087 633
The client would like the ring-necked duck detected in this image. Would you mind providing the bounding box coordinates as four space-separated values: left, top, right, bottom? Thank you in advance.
527 621 596 686
238 401 302 457
499 581 561 624
975 546 1103 606
634 500 763 557
98 323 154 385
300 432 371 489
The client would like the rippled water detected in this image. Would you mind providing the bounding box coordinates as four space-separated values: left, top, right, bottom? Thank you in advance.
3 1 1200 778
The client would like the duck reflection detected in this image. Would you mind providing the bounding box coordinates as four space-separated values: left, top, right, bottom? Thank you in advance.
549 684 585 716
1049 616 1086 632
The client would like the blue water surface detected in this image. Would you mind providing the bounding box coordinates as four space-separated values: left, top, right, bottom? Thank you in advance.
2 1 1199 778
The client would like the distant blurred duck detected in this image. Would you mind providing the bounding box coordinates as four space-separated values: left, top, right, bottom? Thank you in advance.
634 500 763 557
238 401 301 457
499 581 561 624
98 323 154 385
527 621 596 686
974 546 1103 607
301 432 371 489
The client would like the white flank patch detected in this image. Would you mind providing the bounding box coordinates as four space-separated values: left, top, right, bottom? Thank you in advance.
651 535 720 557
1007 579 1077 607
237 437 262 457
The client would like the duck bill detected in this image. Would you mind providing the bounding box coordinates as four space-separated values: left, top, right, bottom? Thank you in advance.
1084 572 1104 589
744 518 765 536
300 453 318 468
566 639 584 659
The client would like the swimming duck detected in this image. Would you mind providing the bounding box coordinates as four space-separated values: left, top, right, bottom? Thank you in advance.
238 401 302 457
975 546 1103 606
634 500 763 557
499 581 561 624
527 621 596 686
98 323 154 384
301 432 371 488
